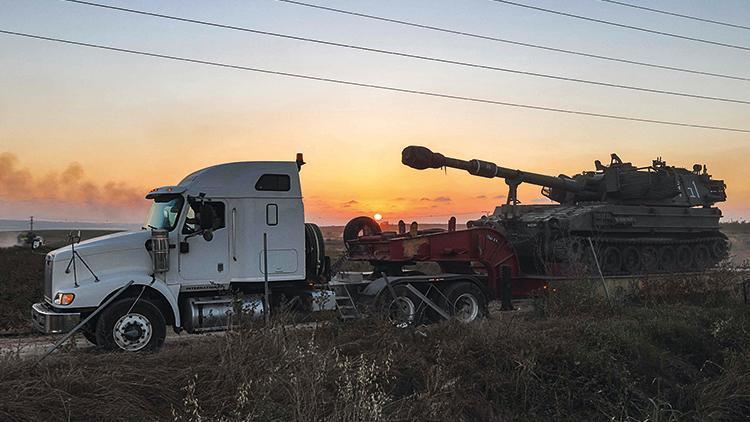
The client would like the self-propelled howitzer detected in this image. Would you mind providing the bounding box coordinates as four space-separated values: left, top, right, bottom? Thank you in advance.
402 146 728 276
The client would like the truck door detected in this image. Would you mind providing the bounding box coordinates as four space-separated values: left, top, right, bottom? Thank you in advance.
179 200 230 282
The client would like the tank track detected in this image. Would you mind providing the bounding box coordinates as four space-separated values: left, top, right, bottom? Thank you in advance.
559 235 729 276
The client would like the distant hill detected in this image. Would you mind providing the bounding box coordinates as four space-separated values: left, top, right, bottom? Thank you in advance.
0 219 141 232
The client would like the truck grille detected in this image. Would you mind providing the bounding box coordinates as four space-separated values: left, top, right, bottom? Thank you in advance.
44 255 53 302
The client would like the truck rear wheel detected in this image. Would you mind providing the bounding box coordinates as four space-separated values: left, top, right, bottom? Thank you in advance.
442 282 487 323
95 298 166 352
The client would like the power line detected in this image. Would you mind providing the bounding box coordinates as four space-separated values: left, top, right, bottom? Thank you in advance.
275 0 750 82
58 0 750 106
1 29 748 133
599 0 750 31
488 0 750 52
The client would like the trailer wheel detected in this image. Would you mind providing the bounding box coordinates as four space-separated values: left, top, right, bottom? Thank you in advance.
377 285 422 327
95 298 166 352
443 282 487 323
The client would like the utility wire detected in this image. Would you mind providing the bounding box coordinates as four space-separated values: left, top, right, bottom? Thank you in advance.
488 0 750 52
275 0 750 82
599 0 750 31
1 29 748 133
58 0 750 106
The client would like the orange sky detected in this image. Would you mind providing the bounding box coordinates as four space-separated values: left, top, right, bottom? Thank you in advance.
2 136 748 225
1 0 749 225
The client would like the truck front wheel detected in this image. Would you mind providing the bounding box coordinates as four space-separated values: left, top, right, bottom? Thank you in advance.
95 298 166 352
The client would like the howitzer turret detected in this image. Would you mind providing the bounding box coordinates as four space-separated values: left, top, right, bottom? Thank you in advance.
401 145 729 276
402 145 726 207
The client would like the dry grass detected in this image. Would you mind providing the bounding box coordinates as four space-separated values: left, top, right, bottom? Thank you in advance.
2 289 750 421
3 244 750 421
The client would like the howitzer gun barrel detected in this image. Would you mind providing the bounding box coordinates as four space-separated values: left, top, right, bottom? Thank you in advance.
402 146 581 192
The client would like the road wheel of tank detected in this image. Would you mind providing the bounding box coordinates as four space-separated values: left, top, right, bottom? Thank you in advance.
694 244 711 271
600 246 622 275
659 246 677 272
621 246 642 275
711 239 728 261
568 238 586 261
442 282 487 323
676 245 693 272
377 285 423 328
95 298 166 352
641 246 659 273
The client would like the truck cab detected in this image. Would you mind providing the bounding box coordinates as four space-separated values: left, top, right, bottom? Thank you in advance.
32 156 328 351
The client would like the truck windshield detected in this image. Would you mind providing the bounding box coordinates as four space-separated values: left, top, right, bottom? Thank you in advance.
144 195 184 231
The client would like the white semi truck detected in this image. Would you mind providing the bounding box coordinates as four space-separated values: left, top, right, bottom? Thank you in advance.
31 155 335 352
31 153 503 353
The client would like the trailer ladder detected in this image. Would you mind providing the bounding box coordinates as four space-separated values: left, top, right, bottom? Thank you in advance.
334 284 362 320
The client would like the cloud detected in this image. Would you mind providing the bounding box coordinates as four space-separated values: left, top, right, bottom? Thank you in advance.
493 194 506 199
341 200 359 208
420 196 452 202
475 195 486 199
392 197 406 201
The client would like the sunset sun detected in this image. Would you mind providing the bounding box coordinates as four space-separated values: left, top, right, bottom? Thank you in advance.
373 213 383 221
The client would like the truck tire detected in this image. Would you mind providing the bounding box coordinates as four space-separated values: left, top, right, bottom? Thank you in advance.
81 326 99 346
95 298 166 352
376 284 423 327
442 282 487 323
343 216 381 250
305 223 326 280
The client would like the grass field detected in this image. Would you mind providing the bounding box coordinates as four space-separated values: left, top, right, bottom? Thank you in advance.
0 230 118 331
1 229 750 420
1 290 749 421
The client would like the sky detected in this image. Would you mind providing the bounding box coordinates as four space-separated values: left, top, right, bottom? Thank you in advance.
1 0 749 226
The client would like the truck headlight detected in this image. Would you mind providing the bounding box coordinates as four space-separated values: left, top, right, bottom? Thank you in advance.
53 292 75 306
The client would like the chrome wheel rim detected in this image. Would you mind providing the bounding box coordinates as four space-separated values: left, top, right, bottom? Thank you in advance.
113 313 152 351
454 293 480 323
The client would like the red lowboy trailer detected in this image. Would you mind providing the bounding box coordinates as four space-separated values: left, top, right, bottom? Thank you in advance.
329 217 548 325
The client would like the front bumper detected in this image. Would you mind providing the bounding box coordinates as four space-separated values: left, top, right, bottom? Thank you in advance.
31 302 80 334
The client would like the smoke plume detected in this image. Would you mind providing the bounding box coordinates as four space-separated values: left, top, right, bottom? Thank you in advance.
0 152 147 222
0 232 20 248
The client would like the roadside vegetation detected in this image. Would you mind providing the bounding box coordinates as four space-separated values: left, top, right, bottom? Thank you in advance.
0 230 118 332
1 241 750 421
0 246 46 331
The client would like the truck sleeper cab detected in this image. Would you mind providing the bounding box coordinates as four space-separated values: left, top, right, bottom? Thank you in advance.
32 156 328 352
